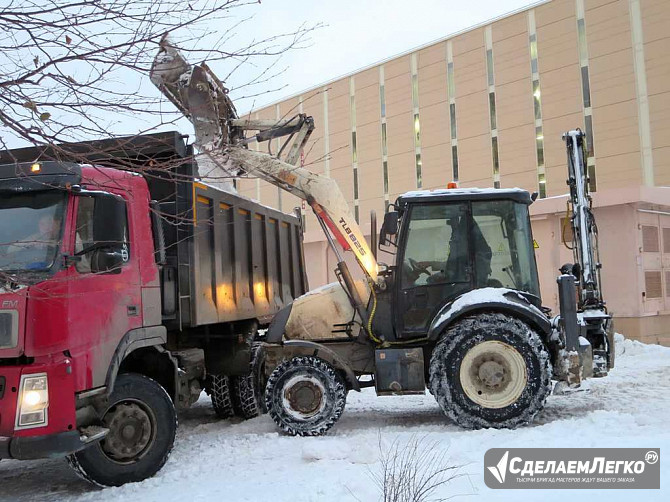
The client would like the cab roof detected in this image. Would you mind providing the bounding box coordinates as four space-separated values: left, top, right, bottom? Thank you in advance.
397 187 533 206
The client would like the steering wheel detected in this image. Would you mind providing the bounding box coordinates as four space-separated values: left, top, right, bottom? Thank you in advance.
408 258 431 276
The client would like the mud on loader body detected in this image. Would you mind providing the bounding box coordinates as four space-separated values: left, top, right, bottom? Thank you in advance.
151 40 613 434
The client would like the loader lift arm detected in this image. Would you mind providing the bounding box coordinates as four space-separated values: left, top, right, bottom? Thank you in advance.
556 129 613 382
150 38 377 327
563 130 604 309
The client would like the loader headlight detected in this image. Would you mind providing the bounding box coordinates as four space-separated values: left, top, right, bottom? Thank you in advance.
15 373 49 429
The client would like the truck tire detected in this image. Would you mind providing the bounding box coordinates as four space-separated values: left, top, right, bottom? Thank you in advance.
231 342 266 419
209 373 235 419
429 312 552 429
265 356 346 436
67 373 177 487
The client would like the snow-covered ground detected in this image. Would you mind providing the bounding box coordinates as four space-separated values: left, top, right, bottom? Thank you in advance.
1 334 669 501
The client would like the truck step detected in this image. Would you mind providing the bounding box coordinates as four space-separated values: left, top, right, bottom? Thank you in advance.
78 426 109 445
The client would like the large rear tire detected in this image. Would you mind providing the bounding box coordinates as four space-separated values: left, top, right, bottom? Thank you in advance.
231 342 266 419
67 373 177 487
429 312 551 429
265 356 346 436
209 373 235 419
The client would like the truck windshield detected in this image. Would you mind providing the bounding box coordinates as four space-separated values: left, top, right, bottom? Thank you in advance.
0 191 67 272
471 200 540 298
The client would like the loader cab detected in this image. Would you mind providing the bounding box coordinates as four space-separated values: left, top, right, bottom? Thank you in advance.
382 188 541 339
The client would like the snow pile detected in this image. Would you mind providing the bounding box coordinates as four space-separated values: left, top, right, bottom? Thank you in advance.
1 333 669 501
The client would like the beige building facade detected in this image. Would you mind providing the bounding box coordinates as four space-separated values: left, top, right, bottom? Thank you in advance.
238 0 670 344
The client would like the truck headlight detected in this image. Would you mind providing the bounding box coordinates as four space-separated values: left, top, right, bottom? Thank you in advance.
15 373 49 429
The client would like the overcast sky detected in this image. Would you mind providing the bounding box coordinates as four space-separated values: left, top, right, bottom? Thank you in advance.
231 0 538 112
2 0 540 148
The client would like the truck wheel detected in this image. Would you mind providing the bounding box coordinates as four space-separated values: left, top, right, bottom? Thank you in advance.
209 373 235 419
265 356 346 436
67 373 177 487
429 312 552 429
231 342 266 419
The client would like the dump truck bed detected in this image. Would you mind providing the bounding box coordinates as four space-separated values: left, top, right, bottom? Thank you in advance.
0 131 308 330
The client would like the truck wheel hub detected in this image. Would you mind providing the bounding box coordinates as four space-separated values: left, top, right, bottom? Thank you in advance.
101 401 155 462
459 340 527 409
282 375 326 419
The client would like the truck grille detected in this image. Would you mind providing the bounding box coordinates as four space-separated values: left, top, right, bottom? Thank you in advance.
0 312 16 348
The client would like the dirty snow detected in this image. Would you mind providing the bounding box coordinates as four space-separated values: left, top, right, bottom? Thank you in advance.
1 334 668 501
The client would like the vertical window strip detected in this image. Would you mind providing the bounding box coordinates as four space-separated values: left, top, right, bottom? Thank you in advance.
447 41 458 181
379 65 390 207
528 10 546 198
349 76 359 222
485 26 499 188
576 0 596 191
275 104 283 210
411 53 422 188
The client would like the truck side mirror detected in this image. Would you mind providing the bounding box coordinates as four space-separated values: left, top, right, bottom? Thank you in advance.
90 249 124 274
379 211 399 246
92 194 126 249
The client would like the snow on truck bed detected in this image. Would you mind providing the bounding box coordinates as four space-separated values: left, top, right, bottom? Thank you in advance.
2 335 669 502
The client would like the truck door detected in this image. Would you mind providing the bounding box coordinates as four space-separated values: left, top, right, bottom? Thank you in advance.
65 193 142 390
396 202 473 337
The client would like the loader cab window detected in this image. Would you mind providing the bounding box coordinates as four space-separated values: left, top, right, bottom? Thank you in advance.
471 200 540 297
399 203 471 332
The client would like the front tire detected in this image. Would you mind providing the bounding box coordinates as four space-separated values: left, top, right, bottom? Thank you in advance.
265 356 346 436
68 373 177 487
429 312 552 429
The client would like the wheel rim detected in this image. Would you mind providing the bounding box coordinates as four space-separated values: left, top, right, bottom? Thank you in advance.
459 340 527 409
281 375 326 421
100 399 157 463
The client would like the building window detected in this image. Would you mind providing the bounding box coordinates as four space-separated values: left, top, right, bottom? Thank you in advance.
383 160 389 194
489 92 497 131
450 103 457 140
452 145 459 181
381 123 388 156
447 62 455 97
535 127 544 167
486 49 495 86
414 113 421 143
491 136 499 176
581 66 591 108
379 84 386 117
351 131 357 164
529 34 538 74
585 114 595 157
532 80 542 120
415 153 422 188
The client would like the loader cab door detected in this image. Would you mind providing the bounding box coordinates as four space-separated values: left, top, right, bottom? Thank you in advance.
395 202 473 337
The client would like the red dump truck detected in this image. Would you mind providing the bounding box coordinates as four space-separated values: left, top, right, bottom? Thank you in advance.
0 132 307 485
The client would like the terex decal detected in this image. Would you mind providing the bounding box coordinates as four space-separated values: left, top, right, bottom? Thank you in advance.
2 300 18 309
338 217 366 256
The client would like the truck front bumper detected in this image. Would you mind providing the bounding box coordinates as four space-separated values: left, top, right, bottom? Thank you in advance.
0 430 86 460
